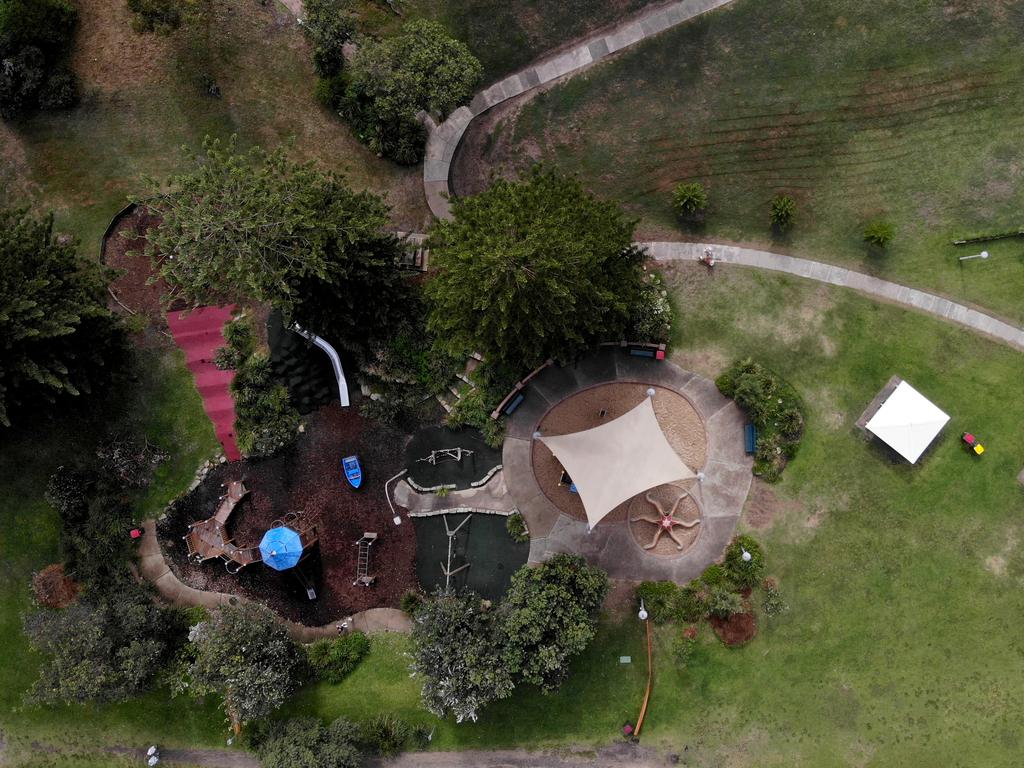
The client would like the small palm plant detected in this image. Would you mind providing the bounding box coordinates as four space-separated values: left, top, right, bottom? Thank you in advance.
672 182 708 221
863 219 895 249
769 194 796 231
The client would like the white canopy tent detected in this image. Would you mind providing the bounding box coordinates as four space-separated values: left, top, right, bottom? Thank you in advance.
538 397 695 529
864 380 950 464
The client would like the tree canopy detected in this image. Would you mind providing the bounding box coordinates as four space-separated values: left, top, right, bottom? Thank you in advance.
142 137 411 360
497 554 608 692
0 0 79 117
340 19 482 164
0 208 123 427
410 590 513 723
179 602 302 732
23 586 180 705
426 167 646 371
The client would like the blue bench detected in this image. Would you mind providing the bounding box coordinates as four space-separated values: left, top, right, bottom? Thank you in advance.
744 423 757 454
503 392 525 415
629 347 657 358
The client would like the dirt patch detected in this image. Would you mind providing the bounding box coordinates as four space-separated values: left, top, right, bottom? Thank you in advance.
31 564 80 608
602 579 638 619
744 479 801 531
710 609 757 646
71 0 174 91
159 404 417 625
985 555 1007 576
532 383 706 523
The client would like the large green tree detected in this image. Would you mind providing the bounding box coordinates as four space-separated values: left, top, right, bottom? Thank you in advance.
410 590 513 723
0 208 123 426
340 19 482 164
178 602 302 733
23 586 181 705
141 137 410 359
426 167 646 370
497 554 608 693
0 0 79 117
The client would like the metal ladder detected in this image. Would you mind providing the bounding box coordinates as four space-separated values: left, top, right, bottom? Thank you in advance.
353 532 378 586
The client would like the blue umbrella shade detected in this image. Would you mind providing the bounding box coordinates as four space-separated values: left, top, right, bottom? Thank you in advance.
259 526 304 571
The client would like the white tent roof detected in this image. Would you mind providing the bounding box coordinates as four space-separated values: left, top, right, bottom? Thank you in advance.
865 380 950 464
538 397 695 528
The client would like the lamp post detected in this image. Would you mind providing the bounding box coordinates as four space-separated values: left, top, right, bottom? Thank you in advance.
741 548 752 563
959 250 989 263
638 599 649 622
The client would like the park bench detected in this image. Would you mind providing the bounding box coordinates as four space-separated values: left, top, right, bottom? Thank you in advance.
744 423 757 455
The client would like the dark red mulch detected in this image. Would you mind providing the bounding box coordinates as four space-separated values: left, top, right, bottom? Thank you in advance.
709 610 758 647
103 208 170 329
159 403 417 625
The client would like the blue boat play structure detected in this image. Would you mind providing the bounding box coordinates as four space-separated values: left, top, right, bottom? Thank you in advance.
343 455 363 489
259 526 304 571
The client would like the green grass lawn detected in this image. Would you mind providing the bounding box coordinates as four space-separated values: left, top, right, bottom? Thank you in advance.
476 0 1024 323
284 264 1024 765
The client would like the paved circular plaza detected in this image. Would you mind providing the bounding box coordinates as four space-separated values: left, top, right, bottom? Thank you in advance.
502 348 754 582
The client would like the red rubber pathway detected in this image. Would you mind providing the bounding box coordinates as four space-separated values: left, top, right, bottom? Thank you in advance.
166 305 241 461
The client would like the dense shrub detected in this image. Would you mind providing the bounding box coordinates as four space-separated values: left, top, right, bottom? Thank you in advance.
315 72 348 110
399 589 424 615
95 435 168 488
675 583 710 622
863 219 895 249
303 0 354 77
672 626 698 668
635 581 680 624
699 563 730 588
231 351 301 458
306 632 370 684
0 0 78 118
716 358 805 482
253 716 361 768
707 585 744 620
770 194 795 231
359 713 413 758
672 182 707 220
761 577 789 616
628 270 674 343
723 535 766 589
505 512 529 543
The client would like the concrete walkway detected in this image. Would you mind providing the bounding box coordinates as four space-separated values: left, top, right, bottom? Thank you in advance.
503 348 752 583
644 241 1024 352
137 519 411 641
423 0 736 219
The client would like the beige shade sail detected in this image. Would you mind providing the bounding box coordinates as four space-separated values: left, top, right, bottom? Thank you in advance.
538 397 696 528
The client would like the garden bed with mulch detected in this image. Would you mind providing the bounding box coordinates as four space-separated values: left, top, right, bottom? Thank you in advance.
103 207 170 330
158 403 418 625
709 609 758 647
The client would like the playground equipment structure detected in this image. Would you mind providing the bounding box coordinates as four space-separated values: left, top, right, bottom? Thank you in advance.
439 514 472 590
184 481 319 574
417 447 475 465
354 532 378 586
630 487 701 551
290 322 350 407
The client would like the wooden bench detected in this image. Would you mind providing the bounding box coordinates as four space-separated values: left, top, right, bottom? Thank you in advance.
744 423 757 455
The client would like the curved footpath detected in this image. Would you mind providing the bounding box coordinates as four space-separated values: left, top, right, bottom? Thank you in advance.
137 519 412 641
643 241 1024 352
423 0 736 219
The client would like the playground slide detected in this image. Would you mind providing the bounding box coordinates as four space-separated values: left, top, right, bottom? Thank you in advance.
290 323 351 407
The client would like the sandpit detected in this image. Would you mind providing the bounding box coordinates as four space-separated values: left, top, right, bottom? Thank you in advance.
532 383 707 526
